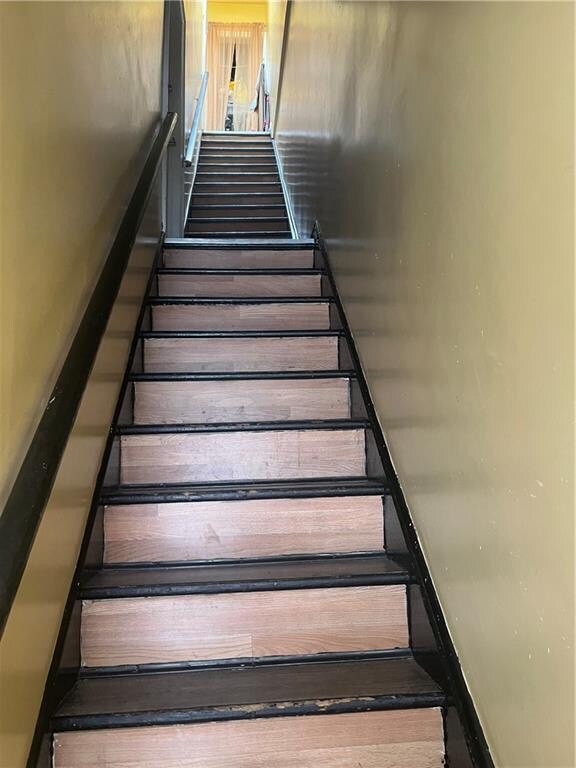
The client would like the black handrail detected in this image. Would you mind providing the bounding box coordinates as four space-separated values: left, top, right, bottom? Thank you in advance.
0 111 178 636
185 71 209 167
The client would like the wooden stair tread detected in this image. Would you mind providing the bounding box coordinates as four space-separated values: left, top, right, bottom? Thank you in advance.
53 655 444 728
80 554 411 598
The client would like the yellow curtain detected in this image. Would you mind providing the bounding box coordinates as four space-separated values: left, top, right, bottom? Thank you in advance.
206 23 236 131
206 22 264 132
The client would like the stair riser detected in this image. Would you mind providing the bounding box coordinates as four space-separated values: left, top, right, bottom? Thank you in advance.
198 158 278 166
119 428 366 485
192 193 284 205
104 496 384 563
133 378 350 424
151 303 331 331
157 274 321 298
195 183 282 193
187 232 291 239
186 219 289 234
80 585 407 666
163 250 314 269
142 337 339 373
196 173 280 184
54 708 444 768
188 207 286 219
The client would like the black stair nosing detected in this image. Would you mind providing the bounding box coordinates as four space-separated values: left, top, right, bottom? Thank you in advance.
147 296 333 305
156 267 323 276
78 648 418 679
51 655 445 732
139 330 342 339
164 237 313 248
79 553 413 600
129 370 356 382
100 551 393 573
117 418 370 436
101 476 389 506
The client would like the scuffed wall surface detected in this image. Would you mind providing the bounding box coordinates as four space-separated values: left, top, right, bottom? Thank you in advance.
275 2 574 766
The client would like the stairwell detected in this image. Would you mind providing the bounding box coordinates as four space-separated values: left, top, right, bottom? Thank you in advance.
47 137 450 767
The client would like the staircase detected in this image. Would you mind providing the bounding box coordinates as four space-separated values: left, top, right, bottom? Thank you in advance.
185 132 292 238
46 145 450 765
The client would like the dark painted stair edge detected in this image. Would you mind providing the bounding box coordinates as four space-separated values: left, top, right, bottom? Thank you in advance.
116 418 371 435
51 655 446 732
79 553 413 599
101 476 389 505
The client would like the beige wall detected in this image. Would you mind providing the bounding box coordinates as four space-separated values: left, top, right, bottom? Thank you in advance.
0 2 167 765
275 2 574 766
0 1 164 509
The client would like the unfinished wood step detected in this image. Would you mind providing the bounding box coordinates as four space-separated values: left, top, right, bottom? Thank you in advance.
151 301 331 331
104 494 382 563
133 377 350 425
163 249 313 269
157 273 321 298
54 707 444 768
80 582 406 666
143 336 339 373
119 427 366 485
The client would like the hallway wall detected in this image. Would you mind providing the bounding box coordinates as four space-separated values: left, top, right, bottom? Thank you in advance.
0 0 164 509
0 2 198 765
274 2 574 766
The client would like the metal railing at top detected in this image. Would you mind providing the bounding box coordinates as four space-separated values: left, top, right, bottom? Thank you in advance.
183 71 209 226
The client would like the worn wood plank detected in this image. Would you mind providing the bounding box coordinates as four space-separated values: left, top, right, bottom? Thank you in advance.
54 708 444 768
120 429 366 485
143 337 339 373
152 302 330 331
133 378 349 424
104 495 383 563
81 585 407 666
157 273 321 298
